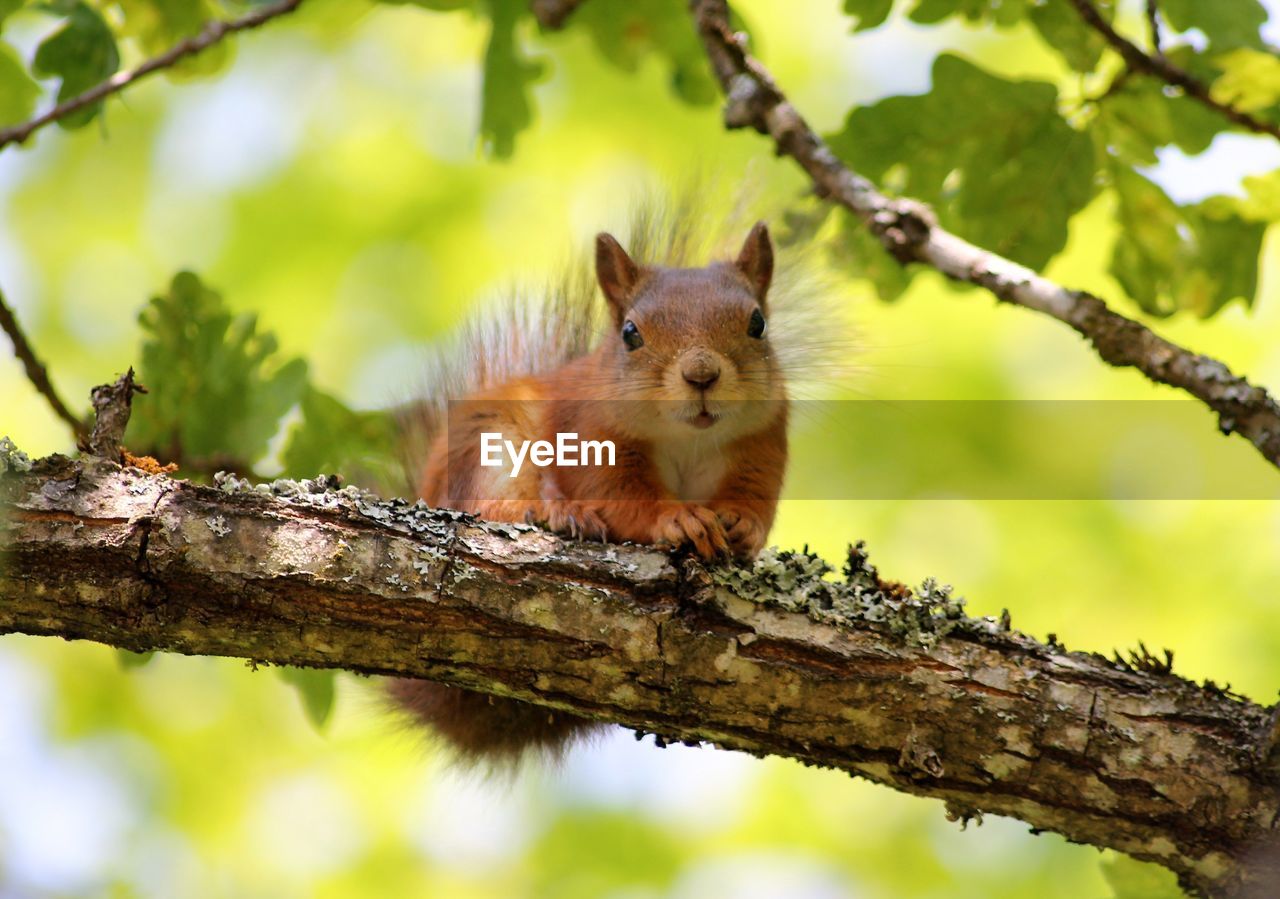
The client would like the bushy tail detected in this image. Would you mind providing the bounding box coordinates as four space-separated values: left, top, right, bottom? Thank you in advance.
385 679 597 766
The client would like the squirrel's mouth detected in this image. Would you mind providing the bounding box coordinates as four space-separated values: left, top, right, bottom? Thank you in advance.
691 409 718 429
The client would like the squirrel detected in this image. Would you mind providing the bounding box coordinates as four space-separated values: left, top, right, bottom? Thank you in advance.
387 214 790 765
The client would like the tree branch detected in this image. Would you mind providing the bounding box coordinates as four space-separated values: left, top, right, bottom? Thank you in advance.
1067 0 1280 141
1 455 1278 896
531 0 587 30
0 0 304 153
687 0 1280 471
0 287 84 442
1145 0 1163 57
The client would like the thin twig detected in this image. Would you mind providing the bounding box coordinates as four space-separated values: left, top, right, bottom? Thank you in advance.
0 287 84 441
688 0 1280 470
1144 0 1162 57
0 0 305 152
530 0 587 29
86 368 146 460
1068 0 1280 141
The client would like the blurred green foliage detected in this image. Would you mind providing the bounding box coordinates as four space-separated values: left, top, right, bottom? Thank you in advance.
30 1 119 128
478 0 545 158
1159 0 1267 51
1101 853 1183 899
281 385 401 485
1093 55 1224 164
0 38 38 123
132 271 309 467
277 666 337 730
2 0 1277 314
830 53 1097 274
2 0 1280 896
571 0 719 105
1110 166 1266 316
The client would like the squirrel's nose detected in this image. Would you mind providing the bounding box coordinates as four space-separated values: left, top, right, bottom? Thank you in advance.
682 353 721 391
684 371 719 391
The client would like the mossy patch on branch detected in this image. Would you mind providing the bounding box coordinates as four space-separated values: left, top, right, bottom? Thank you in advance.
0 437 32 474
710 543 976 648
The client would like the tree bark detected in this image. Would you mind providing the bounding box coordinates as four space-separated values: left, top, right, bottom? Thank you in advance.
1 454 1278 895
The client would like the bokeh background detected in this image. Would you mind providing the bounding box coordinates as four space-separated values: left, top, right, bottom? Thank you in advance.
3 0 1280 896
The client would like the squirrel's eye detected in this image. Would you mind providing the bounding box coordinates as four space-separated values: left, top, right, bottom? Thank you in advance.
621 320 644 351
747 308 767 339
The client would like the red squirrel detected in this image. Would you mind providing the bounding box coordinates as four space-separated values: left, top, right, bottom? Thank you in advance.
388 221 788 763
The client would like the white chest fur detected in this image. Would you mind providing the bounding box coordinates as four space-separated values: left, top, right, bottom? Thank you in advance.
652 437 730 502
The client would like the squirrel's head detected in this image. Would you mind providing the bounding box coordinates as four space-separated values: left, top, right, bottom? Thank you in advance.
594 222 785 441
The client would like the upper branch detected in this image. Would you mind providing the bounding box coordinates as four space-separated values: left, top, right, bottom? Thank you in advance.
531 0 587 29
1144 0 1163 57
0 0 305 153
688 0 1280 471
1 456 1279 896
1067 0 1280 141
0 287 84 441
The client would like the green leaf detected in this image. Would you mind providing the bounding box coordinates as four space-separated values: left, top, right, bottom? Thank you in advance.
1095 63 1226 166
828 54 1096 270
1028 0 1114 73
1209 48 1280 114
1159 0 1266 51
117 0 229 78
278 667 336 731
116 649 156 669
480 0 544 159
1235 169 1280 221
572 0 718 106
129 271 309 469
282 386 401 489
842 0 894 32
908 0 1028 28
31 2 119 130
781 198 917 300
1110 166 1265 317
834 208 914 301
0 40 40 128
779 200 832 246
899 0 1118 67
1099 852 1183 899
0 0 27 28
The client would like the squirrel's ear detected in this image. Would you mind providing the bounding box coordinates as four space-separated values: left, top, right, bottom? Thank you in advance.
735 221 773 303
596 232 641 321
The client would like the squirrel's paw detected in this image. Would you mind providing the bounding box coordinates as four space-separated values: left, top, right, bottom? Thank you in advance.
473 500 546 528
716 508 768 559
546 501 609 543
654 504 729 560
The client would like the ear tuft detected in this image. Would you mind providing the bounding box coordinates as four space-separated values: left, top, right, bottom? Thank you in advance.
596 232 641 322
735 221 773 302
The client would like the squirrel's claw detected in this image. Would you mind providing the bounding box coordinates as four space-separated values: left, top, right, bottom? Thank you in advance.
718 507 767 559
547 501 609 543
655 504 730 560
569 513 608 542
